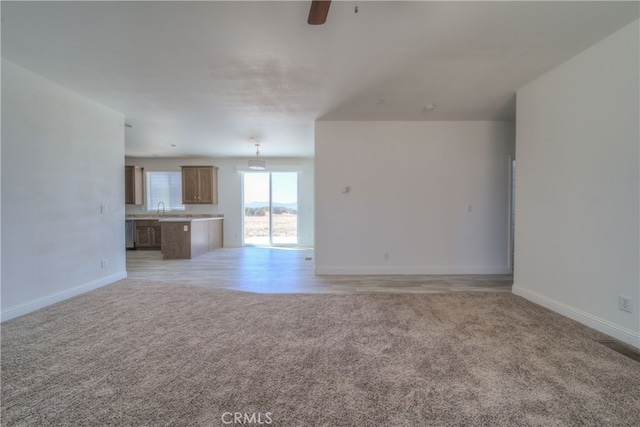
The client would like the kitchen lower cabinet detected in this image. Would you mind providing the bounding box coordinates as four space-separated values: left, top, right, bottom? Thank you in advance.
135 220 162 249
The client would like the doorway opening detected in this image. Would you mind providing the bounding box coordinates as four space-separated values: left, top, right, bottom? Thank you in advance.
243 172 298 246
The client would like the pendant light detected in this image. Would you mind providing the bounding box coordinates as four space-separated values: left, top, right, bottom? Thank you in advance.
248 140 266 170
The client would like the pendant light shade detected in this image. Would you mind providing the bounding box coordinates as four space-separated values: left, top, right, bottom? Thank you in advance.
249 159 266 170
249 142 266 170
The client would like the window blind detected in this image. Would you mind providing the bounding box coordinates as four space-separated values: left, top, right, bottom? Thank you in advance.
147 172 185 211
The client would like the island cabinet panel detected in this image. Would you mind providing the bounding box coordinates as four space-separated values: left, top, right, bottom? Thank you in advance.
181 166 218 204
190 221 211 258
161 219 223 259
125 166 143 205
161 222 191 259
208 219 223 250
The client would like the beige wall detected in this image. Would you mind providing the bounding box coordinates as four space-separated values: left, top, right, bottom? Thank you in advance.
315 121 515 274
1 59 126 320
514 20 639 347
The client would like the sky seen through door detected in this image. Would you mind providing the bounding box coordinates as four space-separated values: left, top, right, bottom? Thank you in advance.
244 173 297 206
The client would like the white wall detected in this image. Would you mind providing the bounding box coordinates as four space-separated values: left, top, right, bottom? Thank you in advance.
315 121 515 274
514 20 639 347
124 157 314 248
1 60 126 320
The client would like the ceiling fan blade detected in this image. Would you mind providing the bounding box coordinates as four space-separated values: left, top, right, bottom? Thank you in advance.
308 0 331 25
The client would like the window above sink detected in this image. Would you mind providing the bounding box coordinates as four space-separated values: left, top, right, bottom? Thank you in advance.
147 171 185 212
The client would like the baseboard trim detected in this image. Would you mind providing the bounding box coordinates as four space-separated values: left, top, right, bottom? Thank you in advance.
1 271 128 322
315 266 512 275
512 285 640 349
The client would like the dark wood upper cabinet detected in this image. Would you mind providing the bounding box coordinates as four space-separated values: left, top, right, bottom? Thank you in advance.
181 166 218 204
125 165 143 205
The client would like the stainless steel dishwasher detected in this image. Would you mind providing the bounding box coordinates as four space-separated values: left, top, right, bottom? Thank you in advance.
125 220 135 249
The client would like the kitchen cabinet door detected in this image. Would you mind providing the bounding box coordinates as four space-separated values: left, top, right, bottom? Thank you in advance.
135 226 152 248
125 166 143 205
181 167 200 204
135 220 161 249
182 166 218 204
151 224 162 248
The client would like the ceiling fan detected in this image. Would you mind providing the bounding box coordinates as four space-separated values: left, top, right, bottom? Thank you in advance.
308 0 331 25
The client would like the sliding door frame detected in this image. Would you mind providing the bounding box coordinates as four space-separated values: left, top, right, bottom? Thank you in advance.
242 171 298 247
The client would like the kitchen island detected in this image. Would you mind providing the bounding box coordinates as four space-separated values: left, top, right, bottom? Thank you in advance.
159 217 223 260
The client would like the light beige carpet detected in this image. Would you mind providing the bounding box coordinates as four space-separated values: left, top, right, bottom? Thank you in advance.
2 279 639 426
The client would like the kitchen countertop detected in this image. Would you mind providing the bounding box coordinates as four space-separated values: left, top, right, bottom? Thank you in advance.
158 217 223 222
126 215 223 221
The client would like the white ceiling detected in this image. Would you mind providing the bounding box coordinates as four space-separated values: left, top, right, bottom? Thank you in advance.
2 1 638 158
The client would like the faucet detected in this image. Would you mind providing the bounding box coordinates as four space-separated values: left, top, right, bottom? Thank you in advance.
157 201 165 218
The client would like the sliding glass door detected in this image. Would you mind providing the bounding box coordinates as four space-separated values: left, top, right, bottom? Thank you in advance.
243 173 270 245
243 172 298 246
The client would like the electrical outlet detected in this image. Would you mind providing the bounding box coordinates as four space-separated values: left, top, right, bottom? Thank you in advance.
101 259 108 269
618 296 633 313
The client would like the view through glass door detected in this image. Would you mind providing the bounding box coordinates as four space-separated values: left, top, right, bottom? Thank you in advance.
244 172 298 246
